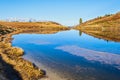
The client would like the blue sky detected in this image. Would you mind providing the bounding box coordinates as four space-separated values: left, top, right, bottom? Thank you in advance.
0 0 120 26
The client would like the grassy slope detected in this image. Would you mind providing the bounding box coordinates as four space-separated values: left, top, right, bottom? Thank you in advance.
76 12 120 28
0 21 68 30
75 12 120 42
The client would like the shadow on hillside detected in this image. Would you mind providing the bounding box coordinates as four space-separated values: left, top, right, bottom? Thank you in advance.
0 55 22 80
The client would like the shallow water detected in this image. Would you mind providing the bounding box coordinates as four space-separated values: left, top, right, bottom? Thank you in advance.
12 30 120 80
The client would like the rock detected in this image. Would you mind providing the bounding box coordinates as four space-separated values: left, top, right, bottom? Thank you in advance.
40 69 46 76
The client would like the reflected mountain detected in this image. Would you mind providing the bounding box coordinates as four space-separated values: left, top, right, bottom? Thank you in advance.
20 29 63 34
79 26 120 42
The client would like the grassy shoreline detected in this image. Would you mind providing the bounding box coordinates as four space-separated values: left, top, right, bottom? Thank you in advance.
0 22 69 80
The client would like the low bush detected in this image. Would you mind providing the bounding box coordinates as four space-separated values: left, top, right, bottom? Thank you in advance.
5 47 24 56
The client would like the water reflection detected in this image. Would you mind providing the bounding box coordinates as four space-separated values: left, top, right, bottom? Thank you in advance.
20 29 64 34
56 45 120 70
80 26 120 42
79 30 82 36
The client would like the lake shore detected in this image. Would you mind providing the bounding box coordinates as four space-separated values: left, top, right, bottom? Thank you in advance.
0 22 69 80
0 33 46 80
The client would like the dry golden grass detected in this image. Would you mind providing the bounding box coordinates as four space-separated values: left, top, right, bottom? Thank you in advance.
0 42 45 80
0 25 15 35
0 21 68 29
0 21 69 36
76 12 120 29
4 47 24 56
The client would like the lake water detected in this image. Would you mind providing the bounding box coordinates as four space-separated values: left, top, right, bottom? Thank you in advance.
12 30 120 80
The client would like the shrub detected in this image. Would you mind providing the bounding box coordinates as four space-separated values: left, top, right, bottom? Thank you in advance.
104 14 112 17
5 47 24 56
0 42 11 48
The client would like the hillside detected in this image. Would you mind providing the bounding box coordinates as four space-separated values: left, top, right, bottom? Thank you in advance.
75 12 120 42
76 12 120 29
0 21 69 31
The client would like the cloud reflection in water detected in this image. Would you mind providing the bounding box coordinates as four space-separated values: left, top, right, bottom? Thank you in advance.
56 45 120 70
